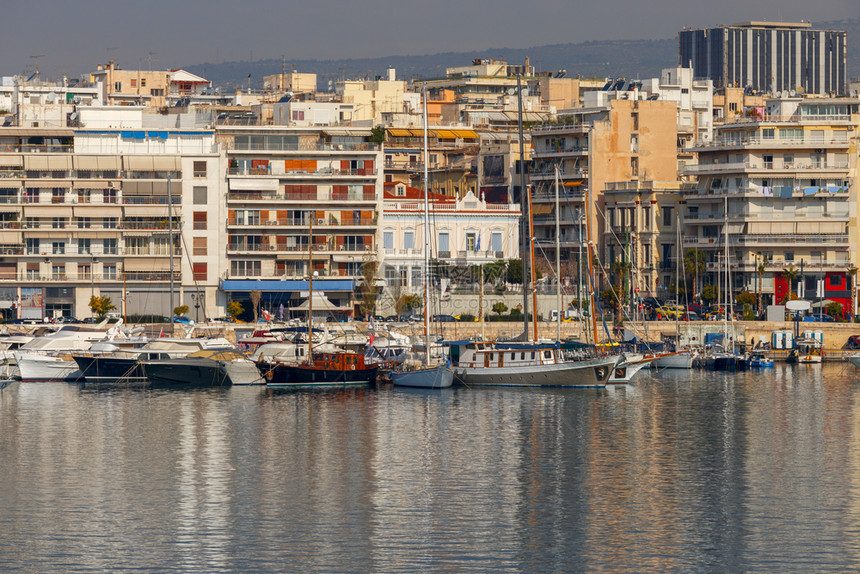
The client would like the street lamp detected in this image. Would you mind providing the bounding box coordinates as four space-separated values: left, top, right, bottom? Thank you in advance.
191 292 201 323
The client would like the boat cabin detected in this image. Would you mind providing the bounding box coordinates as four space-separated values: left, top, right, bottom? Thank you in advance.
448 341 561 369
309 352 368 370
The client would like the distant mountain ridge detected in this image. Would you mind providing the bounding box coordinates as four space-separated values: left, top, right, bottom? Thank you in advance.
186 18 859 92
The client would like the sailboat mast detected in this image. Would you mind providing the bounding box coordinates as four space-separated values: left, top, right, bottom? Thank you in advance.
723 195 729 348
527 185 538 342
516 75 529 338
583 183 600 349
168 176 174 332
675 214 681 341
554 166 562 342
307 212 314 365
422 88 431 365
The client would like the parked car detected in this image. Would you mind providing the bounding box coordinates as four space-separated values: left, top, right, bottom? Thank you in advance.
803 313 835 323
208 316 236 323
55 316 81 324
455 314 479 322
173 316 194 324
431 314 456 323
846 335 860 350
383 315 399 322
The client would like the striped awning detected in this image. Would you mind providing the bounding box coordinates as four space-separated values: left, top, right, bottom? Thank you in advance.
452 129 479 139
387 129 414 138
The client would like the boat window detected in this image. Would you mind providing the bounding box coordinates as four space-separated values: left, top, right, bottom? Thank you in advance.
544 351 552 359
531 352 535 360
511 353 515 361
489 353 494 361
521 353 525 360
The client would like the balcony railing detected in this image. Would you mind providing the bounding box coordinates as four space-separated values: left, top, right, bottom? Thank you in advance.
684 161 850 175
227 167 377 177
0 272 180 282
227 191 376 202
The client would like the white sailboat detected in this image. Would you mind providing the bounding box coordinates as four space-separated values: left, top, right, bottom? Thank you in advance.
391 88 454 389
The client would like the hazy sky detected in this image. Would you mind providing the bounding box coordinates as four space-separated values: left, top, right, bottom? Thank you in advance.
2 0 856 78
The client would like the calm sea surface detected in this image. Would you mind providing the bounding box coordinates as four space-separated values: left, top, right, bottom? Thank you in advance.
2 364 860 573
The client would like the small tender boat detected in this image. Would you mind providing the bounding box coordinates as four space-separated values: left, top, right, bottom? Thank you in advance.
747 349 774 368
391 363 454 389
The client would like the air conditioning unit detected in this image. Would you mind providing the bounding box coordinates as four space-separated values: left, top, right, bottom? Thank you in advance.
317 218 325 225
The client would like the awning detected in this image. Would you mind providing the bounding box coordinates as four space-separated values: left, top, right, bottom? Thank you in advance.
24 155 72 171
771 222 795 234
0 155 23 167
98 156 121 171
152 156 180 171
122 205 170 217
25 180 72 189
23 205 73 217
73 206 122 217
122 181 153 195
229 178 279 191
74 156 100 170
0 231 21 243
387 129 413 138
432 130 457 139
24 231 70 239
220 279 355 292
797 222 821 234
125 156 154 171
75 231 120 239
726 223 745 234
124 258 172 271
323 129 372 137
73 180 115 189
531 204 554 215
452 129 479 139
564 181 583 187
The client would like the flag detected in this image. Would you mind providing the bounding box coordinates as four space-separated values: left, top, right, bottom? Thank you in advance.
369 332 375 346
262 309 273 322
475 235 480 252
159 327 164 338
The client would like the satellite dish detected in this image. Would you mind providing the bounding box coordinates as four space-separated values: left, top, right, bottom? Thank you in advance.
781 90 789 98
46 92 57 103
786 300 811 311
73 96 81 104
790 89 796 97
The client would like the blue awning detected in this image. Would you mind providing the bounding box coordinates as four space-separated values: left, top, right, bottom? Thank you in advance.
220 279 354 292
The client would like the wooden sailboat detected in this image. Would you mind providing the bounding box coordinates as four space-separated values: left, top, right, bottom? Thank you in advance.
266 201 377 387
391 88 454 389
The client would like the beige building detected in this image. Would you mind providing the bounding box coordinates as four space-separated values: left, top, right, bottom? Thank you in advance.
383 127 479 198
337 70 411 125
90 62 210 109
263 71 317 95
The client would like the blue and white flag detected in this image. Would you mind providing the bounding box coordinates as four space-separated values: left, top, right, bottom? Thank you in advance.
475 235 480 252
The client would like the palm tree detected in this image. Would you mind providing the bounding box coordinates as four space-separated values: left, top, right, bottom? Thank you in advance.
683 248 707 303
781 265 799 303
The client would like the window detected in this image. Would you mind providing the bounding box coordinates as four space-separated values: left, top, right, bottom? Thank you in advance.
383 231 394 250
466 232 477 252
193 187 207 205
26 238 38 255
642 206 651 230
130 79 137 88
729 102 738 112
292 110 305 121
26 263 39 280
491 232 502 253
104 238 117 255
193 161 207 178
630 157 638 177
438 232 450 254
114 82 122 92
193 237 207 256
235 210 260 226
643 244 651 265
77 189 91 203
79 264 91 280
78 239 91 255
231 260 261 277
192 263 207 281
193 212 207 230
78 217 91 229
52 217 66 229
104 189 117 203
150 88 163 97
140 78 146 88
662 206 673 227
126 236 148 255
52 264 65 279
403 231 414 250
104 217 118 229
103 264 116 280
52 189 66 204
785 252 794 262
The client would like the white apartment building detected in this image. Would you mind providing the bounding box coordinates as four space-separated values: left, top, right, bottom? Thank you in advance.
683 97 860 311
0 127 221 320
381 182 520 294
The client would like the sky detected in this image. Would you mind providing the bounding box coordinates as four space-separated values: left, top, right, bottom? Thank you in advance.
2 0 856 79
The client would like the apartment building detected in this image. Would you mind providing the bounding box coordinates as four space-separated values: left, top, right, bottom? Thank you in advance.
218 126 383 317
530 94 679 286
0 76 100 128
0 127 221 320
679 22 848 96
91 61 211 108
683 97 860 311
380 182 520 295
383 127 479 197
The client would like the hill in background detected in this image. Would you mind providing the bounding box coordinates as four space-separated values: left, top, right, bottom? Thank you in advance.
186 18 858 92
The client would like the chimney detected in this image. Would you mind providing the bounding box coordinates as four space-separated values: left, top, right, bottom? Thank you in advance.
387 67 396 81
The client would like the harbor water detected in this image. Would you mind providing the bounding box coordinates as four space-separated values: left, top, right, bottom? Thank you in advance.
2 364 860 572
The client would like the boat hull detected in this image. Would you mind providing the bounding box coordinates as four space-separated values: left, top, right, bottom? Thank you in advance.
267 364 378 387
453 356 616 388
73 356 146 383
144 360 232 388
653 351 696 369
15 353 83 382
391 365 454 389
608 359 651 384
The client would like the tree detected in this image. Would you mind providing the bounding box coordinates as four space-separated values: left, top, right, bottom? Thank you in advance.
357 259 379 318
395 294 421 315
492 301 508 317
780 266 799 304
249 290 262 323
737 292 756 320
506 259 523 285
368 126 386 144
684 248 707 300
226 301 243 321
173 305 189 317
826 301 843 321
701 284 718 305
89 295 116 319
757 254 770 316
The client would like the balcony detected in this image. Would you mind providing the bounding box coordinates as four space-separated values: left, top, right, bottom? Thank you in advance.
690 136 850 150
684 161 850 175
227 191 376 202
227 167 377 177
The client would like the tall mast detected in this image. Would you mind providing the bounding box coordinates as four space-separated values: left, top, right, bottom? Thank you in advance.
554 165 562 342
528 184 538 343
307 212 314 365
723 195 729 349
675 213 681 341
168 175 174 332
516 75 529 338
422 88 431 365
584 181 600 350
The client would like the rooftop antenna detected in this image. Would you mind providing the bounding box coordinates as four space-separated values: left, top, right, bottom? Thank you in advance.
30 55 45 81
145 51 157 71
